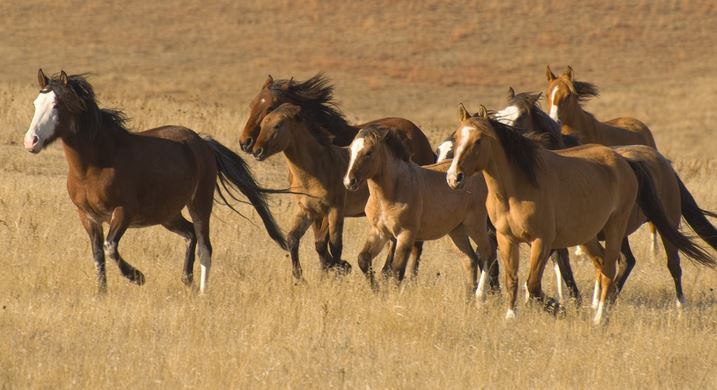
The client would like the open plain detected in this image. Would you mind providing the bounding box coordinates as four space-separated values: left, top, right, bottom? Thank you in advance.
1 1 716 388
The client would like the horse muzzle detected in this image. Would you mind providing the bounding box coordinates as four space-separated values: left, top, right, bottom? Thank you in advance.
446 171 465 190
240 137 254 153
252 147 265 161
344 176 359 191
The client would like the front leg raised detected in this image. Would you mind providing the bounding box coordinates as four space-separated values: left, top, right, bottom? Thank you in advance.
357 228 389 289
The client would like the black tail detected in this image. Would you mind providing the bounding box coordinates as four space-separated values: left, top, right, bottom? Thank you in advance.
675 172 717 254
627 160 715 267
202 135 288 250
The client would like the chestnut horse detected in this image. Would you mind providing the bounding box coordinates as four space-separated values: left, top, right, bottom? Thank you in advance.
24 70 287 293
446 106 712 324
505 89 717 308
546 65 660 250
344 125 497 299
240 74 437 277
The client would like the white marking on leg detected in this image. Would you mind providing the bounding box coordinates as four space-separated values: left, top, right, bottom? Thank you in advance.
344 137 365 186
593 300 605 325
548 87 559 122
591 279 601 309
494 105 520 126
200 264 209 293
554 261 563 301
476 270 488 300
574 245 584 257
523 282 530 303
435 140 453 163
676 297 685 309
505 309 516 320
24 91 59 152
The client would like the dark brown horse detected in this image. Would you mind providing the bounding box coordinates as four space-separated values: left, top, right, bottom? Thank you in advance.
239 74 437 276
24 70 287 293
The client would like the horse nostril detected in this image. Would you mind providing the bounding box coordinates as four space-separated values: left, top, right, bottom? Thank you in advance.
456 172 464 183
32 135 39 145
241 137 253 152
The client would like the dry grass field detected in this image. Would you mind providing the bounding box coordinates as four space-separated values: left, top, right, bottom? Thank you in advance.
1 0 717 388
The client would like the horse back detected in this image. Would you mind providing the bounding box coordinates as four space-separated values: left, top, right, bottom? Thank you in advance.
600 117 656 148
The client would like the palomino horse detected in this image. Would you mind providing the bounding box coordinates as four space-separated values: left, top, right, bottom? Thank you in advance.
446 106 712 323
343 125 497 299
24 70 287 293
241 74 437 277
504 89 717 308
546 65 660 250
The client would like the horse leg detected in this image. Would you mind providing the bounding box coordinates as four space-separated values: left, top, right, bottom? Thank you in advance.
581 236 619 325
104 207 145 286
464 219 498 299
405 241 424 279
485 232 501 293
447 226 479 301
496 233 519 319
78 211 107 293
286 210 315 280
554 248 581 305
389 232 416 283
648 222 659 259
357 228 389 289
381 239 396 278
327 207 351 273
614 238 636 295
661 237 685 309
163 214 197 286
525 239 561 315
311 218 332 269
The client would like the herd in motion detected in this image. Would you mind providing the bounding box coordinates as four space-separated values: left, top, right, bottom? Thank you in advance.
23 67 717 324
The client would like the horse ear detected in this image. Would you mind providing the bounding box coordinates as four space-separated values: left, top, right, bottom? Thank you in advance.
59 70 69 86
37 68 49 89
546 65 556 81
565 66 574 81
477 105 489 119
507 86 516 99
458 103 472 122
531 92 542 105
262 74 274 88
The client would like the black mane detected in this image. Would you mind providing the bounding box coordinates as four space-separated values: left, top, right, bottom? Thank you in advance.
486 118 541 187
47 73 129 139
572 80 600 102
358 124 411 162
269 73 354 145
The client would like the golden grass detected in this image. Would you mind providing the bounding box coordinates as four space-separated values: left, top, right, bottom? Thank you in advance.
1 0 717 388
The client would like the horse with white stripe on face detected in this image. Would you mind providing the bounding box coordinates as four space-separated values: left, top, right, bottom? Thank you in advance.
344 124 497 299
24 69 288 293
446 105 713 324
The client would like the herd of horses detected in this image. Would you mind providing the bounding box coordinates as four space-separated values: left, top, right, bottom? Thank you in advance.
23 67 717 324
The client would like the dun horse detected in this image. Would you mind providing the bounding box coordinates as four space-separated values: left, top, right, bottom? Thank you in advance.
24 70 287 293
446 106 712 323
344 125 497 299
546 65 660 250
504 89 717 308
241 74 437 278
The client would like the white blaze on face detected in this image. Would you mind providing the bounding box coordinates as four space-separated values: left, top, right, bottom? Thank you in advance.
24 91 59 152
344 137 365 186
494 105 520 126
447 126 475 181
435 140 453 163
548 86 560 122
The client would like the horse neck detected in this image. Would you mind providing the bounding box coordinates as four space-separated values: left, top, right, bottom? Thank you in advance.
481 140 530 207
61 126 122 177
366 147 407 203
282 123 337 178
561 102 598 143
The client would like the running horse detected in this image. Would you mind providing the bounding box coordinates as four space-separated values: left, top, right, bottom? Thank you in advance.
239 74 438 279
23 70 287 293
446 106 712 323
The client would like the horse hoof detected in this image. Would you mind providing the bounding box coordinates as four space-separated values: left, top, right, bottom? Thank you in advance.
544 297 565 317
181 273 193 286
131 270 146 286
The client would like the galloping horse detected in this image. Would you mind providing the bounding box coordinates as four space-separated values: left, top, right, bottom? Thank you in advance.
546 66 660 250
240 74 437 277
446 106 712 323
24 70 287 293
344 125 497 299
504 89 717 308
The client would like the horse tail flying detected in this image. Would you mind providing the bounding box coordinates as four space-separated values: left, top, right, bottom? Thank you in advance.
674 171 717 254
627 160 715 267
202 135 288 250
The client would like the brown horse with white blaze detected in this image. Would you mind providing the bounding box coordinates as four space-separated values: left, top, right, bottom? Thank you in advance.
24 70 287 293
446 106 712 324
344 125 497 299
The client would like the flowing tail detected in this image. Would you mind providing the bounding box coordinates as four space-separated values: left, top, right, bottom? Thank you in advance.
202 135 288 250
627 160 715 267
674 172 717 253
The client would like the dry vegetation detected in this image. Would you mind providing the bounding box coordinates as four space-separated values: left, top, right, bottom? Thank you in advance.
1 0 717 388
